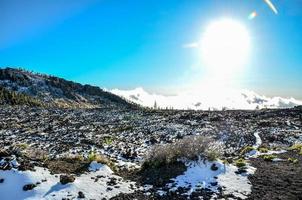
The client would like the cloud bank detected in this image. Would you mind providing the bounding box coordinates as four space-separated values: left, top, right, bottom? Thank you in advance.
110 87 302 110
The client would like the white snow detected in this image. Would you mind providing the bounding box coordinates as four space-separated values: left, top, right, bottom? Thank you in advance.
246 132 287 158
0 164 137 200
168 159 255 199
0 155 20 169
253 132 262 149
111 87 302 110
218 164 256 199
88 161 106 172
272 158 286 162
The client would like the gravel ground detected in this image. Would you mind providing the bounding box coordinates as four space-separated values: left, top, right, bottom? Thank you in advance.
0 105 302 199
248 151 302 200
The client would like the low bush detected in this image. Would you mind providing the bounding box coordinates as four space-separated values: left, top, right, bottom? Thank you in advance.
143 135 223 168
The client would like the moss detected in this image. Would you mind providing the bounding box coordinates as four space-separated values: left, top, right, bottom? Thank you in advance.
289 143 302 154
235 158 246 168
258 147 269 153
260 154 277 161
288 158 298 164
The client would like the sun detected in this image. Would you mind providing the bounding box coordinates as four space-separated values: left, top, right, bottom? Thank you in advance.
201 18 251 78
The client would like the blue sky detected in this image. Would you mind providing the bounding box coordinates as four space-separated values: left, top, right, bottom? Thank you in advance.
0 0 301 99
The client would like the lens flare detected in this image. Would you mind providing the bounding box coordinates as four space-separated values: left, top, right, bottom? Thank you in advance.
264 0 278 14
248 11 257 20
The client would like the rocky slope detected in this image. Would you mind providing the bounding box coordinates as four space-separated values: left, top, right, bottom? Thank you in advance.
0 67 135 108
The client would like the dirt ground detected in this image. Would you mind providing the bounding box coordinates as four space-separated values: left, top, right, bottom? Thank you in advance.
248 151 302 200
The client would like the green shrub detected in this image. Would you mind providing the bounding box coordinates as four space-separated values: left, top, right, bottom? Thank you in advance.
288 158 298 164
0 86 43 106
235 158 246 168
289 143 302 153
102 136 114 145
258 147 269 153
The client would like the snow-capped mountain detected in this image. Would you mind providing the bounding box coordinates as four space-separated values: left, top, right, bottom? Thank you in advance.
111 87 302 110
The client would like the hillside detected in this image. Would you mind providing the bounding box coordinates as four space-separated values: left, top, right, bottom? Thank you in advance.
0 67 134 108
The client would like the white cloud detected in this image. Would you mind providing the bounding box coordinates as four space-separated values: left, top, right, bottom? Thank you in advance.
111 87 302 110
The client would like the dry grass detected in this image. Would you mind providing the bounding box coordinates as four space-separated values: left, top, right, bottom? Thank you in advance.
87 151 117 171
24 148 49 161
143 135 223 168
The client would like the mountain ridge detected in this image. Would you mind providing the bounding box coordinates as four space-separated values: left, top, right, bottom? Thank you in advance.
0 67 135 108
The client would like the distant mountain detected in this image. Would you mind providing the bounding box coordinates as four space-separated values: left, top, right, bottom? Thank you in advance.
111 87 302 110
0 67 134 108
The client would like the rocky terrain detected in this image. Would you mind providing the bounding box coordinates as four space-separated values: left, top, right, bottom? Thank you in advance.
0 68 135 109
0 68 302 200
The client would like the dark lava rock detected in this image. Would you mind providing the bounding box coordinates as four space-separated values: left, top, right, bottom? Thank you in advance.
210 163 219 171
0 178 4 183
235 168 247 174
78 191 85 198
210 182 218 186
0 162 12 170
0 150 10 158
60 174 75 185
23 183 36 191
107 177 117 186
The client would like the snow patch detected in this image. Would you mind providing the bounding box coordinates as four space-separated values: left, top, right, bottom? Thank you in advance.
0 166 137 200
168 160 255 199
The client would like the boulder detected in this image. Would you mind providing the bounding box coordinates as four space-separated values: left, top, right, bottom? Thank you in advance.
23 183 36 191
60 174 75 185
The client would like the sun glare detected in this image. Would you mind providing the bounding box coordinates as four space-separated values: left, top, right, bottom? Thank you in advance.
201 18 251 79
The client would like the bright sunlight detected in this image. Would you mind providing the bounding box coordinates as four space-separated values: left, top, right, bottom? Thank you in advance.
201 18 251 78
